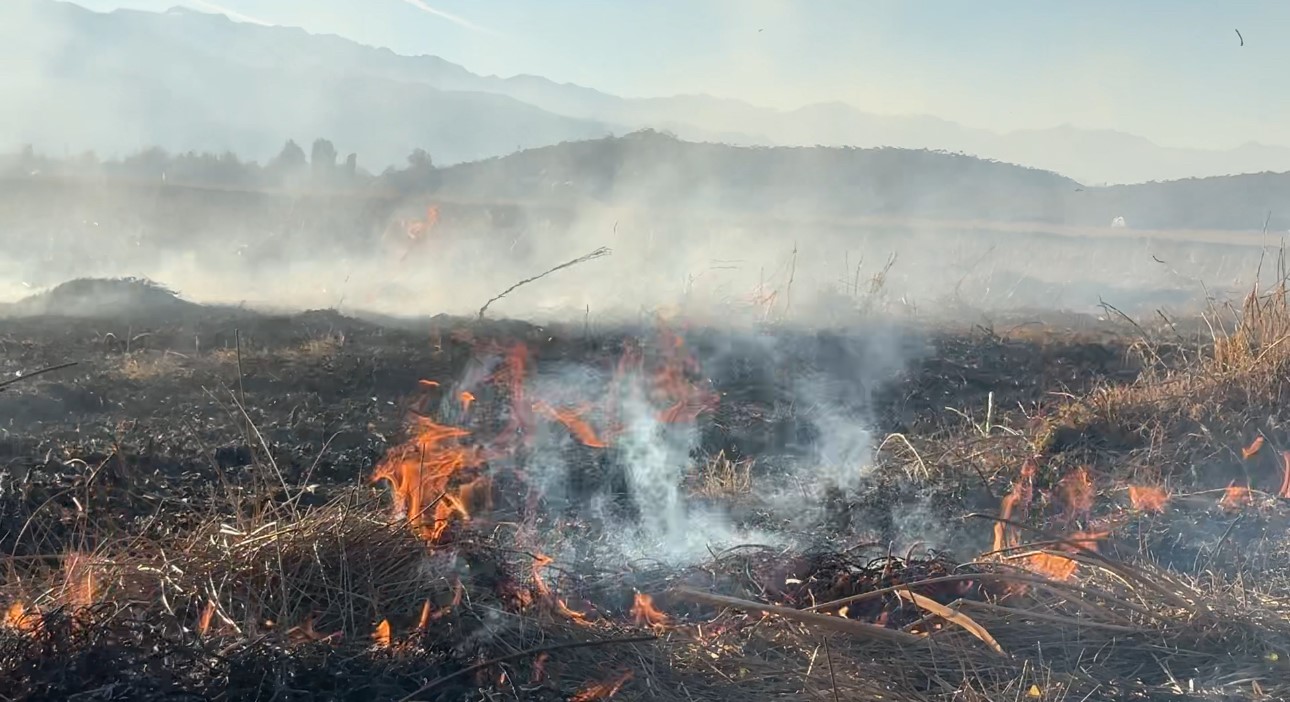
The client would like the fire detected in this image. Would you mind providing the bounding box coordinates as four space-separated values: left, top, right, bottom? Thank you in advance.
372 619 392 648
1066 530 1109 553
1219 482 1254 511
534 401 609 448
459 390 476 413
1059 466 1095 520
1024 553 1079 581
990 459 1038 553
417 599 432 632
1128 485 1170 513
1280 451 1290 499
197 599 216 637
531 553 588 623
571 670 634 701
630 592 670 628
2 601 40 633
288 615 340 644
61 551 96 610
418 379 440 388
650 326 718 424
370 416 482 542
1243 435 1265 460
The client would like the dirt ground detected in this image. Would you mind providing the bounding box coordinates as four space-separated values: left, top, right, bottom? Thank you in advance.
3 279 1290 701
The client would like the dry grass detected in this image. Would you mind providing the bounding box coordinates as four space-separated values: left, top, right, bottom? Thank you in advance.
691 450 754 497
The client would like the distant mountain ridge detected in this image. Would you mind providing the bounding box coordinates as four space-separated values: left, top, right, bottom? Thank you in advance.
4 0 1290 184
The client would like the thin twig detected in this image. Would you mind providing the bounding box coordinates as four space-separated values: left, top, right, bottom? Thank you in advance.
0 361 79 392
478 247 611 320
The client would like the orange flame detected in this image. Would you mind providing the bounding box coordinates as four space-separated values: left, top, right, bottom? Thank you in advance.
418 379 440 389
197 599 216 637
62 551 96 611
1242 435 1265 460
534 401 609 448
1128 485 1170 513
1025 553 1078 581
531 652 550 684
630 593 670 628
371 416 482 542
1219 482 1254 511
531 553 588 623
990 459 1038 553
571 670 634 701
1279 451 1290 499
2 601 41 633
288 615 340 644
459 391 476 413
372 619 392 648
651 326 718 424
1059 466 1095 520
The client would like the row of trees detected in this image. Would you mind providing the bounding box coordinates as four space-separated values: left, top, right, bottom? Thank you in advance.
1 140 440 193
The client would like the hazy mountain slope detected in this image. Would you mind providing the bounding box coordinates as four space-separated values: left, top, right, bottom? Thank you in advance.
5 1 1290 183
0 1 617 165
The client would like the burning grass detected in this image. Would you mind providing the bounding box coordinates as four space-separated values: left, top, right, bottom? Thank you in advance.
6 281 1290 700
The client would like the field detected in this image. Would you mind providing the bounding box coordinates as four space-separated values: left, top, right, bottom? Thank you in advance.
3 277 1290 701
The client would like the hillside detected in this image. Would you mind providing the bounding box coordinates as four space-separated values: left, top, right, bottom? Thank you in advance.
5 1 1290 183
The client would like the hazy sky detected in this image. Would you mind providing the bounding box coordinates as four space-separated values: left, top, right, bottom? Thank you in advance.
72 0 1290 149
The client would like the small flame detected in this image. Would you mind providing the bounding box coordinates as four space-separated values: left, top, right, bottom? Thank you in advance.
1025 552 1079 581
571 670 634 701
1059 466 1095 520
418 379 440 388
630 592 670 628
1128 485 1169 513
534 401 609 448
531 652 550 684
1279 451 1290 499
459 391 476 412
2 601 40 633
1243 435 1265 460
531 553 588 623
287 615 340 644
372 619 392 648
417 599 432 632
370 417 481 542
197 599 216 637
1220 482 1254 511
991 460 1036 553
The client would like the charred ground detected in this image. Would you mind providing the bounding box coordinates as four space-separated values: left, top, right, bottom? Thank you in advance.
2 279 1290 701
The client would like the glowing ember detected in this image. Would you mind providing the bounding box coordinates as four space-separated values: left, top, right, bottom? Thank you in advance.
630 592 670 628
1219 482 1254 511
1243 435 1265 460
1128 485 1169 513
571 670 634 701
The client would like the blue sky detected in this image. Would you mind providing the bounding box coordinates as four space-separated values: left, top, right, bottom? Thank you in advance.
73 0 1289 149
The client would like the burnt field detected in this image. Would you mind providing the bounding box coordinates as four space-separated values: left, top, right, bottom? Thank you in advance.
3 279 1290 701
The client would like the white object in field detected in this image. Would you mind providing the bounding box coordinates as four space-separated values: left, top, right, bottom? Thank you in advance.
1111 216 1126 228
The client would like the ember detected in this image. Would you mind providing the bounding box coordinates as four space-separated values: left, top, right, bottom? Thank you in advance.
571 670 634 701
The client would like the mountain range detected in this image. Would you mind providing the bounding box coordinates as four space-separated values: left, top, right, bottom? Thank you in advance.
5 0 1290 185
